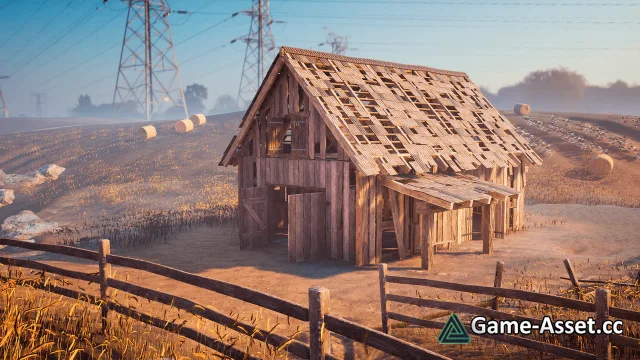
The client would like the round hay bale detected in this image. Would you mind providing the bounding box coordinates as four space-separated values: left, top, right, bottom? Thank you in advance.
190 113 207 126
175 119 194 133
588 154 614 178
514 103 531 116
138 125 157 139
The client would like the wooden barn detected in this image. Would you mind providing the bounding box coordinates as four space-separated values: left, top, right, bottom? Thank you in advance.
219 47 542 269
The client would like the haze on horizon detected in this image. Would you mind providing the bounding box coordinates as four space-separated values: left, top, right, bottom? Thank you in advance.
0 0 638 118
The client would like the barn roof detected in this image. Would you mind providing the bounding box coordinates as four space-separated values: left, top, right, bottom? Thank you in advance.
381 173 519 210
220 46 542 175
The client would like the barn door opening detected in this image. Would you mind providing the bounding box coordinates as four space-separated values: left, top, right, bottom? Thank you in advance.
287 190 325 262
239 186 269 248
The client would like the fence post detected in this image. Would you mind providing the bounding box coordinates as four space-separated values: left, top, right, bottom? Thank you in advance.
563 258 582 299
492 261 504 311
98 239 111 332
595 288 612 360
309 287 330 360
379 263 389 333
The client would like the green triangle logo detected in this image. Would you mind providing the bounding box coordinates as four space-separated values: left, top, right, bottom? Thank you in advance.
437 314 471 345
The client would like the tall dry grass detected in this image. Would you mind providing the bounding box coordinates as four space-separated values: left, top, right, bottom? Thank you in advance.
0 268 302 359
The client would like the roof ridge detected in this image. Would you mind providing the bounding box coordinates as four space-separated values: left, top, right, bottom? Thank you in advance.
280 46 468 77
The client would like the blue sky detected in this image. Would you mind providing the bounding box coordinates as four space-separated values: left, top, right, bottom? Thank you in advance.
0 0 638 117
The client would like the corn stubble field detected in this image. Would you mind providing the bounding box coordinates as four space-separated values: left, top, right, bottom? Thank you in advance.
1 111 639 359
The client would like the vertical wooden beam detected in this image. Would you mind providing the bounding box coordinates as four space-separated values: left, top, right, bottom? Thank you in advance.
309 287 331 360
368 176 376 264
492 261 505 311
342 162 351 262
319 122 326 160
308 104 315 159
481 202 495 254
420 213 434 270
378 264 390 334
303 193 312 260
355 171 366 266
375 180 383 263
288 194 296 262
595 288 612 360
98 239 111 332
388 189 407 259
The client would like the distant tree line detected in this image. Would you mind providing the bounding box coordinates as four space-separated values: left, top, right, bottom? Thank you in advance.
72 83 249 119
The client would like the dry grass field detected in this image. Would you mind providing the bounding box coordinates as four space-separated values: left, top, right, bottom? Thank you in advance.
1 111 639 359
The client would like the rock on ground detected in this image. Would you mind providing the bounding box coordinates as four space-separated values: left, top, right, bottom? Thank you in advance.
0 164 66 188
0 210 59 241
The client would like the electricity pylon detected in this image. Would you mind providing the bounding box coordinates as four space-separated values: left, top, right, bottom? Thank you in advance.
0 76 8 118
31 93 47 117
113 0 187 121
319 30 351 55
236 0 276 107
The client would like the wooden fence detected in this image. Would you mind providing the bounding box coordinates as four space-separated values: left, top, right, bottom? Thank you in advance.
379 262 640 360
0 238 451 360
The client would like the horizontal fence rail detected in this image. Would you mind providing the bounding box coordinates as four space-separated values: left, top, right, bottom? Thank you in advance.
0 238 98 261
106 254 310 321
2 276 258 360
380 263 640 360
388 312 597 360
324 315 451 360
0 238 454 360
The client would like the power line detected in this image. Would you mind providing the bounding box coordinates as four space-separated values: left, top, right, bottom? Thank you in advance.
270 0 640 6
8 8 124 85
0 0 51 49
5 4 100 81
279 19 636 30
174 13 239 47
272 12 640 25
1 0 82 69
40 42 121 91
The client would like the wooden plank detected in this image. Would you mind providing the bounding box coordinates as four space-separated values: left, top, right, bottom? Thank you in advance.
385 275 596 312
324 315 451 360
303 193 312 260
326 161 336 258
308 104 316 160
319 121 327 160
0 256 99 282
355 171 366 266
318 160 326 188
379 177 454 210
349 187 356 263
388 189 407 259
421 212 434 270
318 190 327 258
309 287 331 360
288 194 297 262
379 264 390 333
108 278 311 360
23 281 262 360
387 294 541 324
107 254 311 320
375 179 383 263
564 258 582 290
310 193 319 259
335 162 344 260
481 203 495 254
296 194 305 262
0 238 98 261
595 289 612 360
492 261 505 310
368 176 377 264
343 162 351 262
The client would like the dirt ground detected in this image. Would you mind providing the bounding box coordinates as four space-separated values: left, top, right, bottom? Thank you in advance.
4 203 639 325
